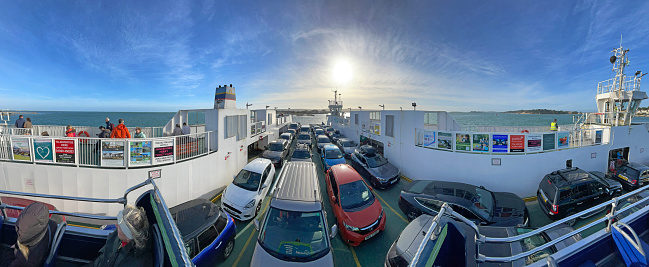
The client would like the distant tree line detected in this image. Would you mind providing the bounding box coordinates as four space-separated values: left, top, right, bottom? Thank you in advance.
503 109 579 114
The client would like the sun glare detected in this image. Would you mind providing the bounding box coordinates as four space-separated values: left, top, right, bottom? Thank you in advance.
332 59 353 84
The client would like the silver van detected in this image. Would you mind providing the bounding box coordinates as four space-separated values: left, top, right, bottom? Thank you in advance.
251 162 337 266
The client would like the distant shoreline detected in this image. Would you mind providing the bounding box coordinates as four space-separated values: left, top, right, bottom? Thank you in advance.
503 109 579 115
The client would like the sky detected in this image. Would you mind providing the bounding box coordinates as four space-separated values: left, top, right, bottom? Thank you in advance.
1 1 649 112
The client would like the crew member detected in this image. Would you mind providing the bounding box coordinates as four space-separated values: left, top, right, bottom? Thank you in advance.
550 119 558 131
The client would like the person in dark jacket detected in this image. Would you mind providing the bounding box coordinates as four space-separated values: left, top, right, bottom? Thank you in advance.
1 202 54 267
14 115 25 128
105 118 114 132
92 205 153 267
97 126 111 138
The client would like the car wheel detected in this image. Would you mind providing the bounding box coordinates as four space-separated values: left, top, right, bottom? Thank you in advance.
222 239 235 259
407 209 421 221
565 212 577 226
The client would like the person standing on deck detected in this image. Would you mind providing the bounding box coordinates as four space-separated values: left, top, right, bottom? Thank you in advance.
172 124 183 136
182 122 190 135
110 119 131 138
133 127 146 138
97 126 111 138
23 118 32 128
105 118 114 132
550 119 558 131
14 115 25 128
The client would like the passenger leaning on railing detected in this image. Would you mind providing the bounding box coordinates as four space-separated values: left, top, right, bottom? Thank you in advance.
172 124 183 136
133 127 146 138
110 119 131 139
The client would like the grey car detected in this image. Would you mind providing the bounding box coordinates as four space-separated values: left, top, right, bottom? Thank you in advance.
291 143 313 162
262 140 289 167
296 133 312 146
385 214 582 267
336 138 357 158
316 134 332 153
350 145 400 189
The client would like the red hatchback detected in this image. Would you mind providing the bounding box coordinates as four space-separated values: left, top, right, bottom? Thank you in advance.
325 164 386 246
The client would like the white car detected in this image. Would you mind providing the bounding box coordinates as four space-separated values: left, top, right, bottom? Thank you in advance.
221 158 276 221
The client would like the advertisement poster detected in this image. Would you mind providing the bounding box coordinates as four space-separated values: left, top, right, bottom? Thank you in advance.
557 132 569 148
371 121 380 135
510 135 525 153
153 139 174 164
543 133 556 151
455 133 471 151
101 141 125 167
423 131 436 148
54 139 75 164
437 132 452 150
595 130 603 144
472 134 489 152
492 134 508 153
527 135 542 152
33 139 53 162
11 139 30 161
130 141 152 166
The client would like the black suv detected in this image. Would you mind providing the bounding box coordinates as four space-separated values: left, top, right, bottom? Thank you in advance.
537 167 623 225
609 161 649 190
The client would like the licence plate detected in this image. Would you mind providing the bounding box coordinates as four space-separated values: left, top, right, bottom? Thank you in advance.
365 230 379 240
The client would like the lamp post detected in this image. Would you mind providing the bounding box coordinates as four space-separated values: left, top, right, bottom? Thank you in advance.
412 102 417 111
379 104 385 110
246 102 253 109
358 106 362 111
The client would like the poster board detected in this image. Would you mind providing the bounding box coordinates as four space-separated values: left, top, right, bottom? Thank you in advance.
101 140 125 167
455 133 471 151
557 132 569 149
33 139 53 163
527 134 542 152
543 133 555 151
472 134 489 152
153 139 174 164
437 132 452 150
54 139 75 164
492 134 508 153
509 135 525 153
129 141 152 166
595 130 603 144
423 131 436 148
11 138 31 161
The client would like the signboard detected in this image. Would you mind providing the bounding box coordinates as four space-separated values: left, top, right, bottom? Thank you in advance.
130 141 152 166
54 139 75 164
149 169 161 179
472 134 489 152
557 132 569 149
509 135 525 153
371 121 380 135
492 134 508 153
423 131 436 148
11 138 30 161
101 141 125 167
456 133 471 151
527 134 542 152
595 130 603 144
33 139 53 162
154 139 174 164
437 132 452 150
543 133 555 151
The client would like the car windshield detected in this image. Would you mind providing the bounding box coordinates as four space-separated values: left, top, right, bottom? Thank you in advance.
292 150 310 159
339 180 374 210
280 135 289 140
515 228 553 264
258 208 329 262
232 169 262 191
342 141 356 147
269 143 284 151
366 154 388 168
325 149 343 159
315 130 324 135
473 187 494 218
318 137 330 143
299 134 310 140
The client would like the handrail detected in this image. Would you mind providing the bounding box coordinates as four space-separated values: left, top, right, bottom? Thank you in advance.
612 222 645 257
0 204 117 220
0 189 125 204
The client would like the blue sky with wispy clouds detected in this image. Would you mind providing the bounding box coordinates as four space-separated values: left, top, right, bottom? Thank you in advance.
1 0 649 112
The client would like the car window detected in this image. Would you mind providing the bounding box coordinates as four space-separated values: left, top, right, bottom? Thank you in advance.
198 225 218 251
261 165 271 185
572 184 588 199
292 150 311 159
626 167 640 179
299 134 310 140
559 189 571 203
366 154 388 168
269 143 284 151
185 238 198 258
232 169 262 191
329 171 338 197
342 141 356 147
452 204 480 221
415 197 442 212
339 180 374 210
588 182 603 196
215 212 228 233
515 228 554 264
325 149 343 159
258 208 330 261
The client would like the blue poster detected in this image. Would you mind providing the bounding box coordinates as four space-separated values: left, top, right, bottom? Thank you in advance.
33 139 53 162
492 134 508 153
423 131 436 148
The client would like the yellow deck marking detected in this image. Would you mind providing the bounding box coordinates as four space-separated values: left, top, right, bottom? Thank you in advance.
211 192 222 203
232 230 256 267
401 175 412 182
350 245 362 267
522 196 538 202
68 223 100 229
235 196 272 239
373 190 409 223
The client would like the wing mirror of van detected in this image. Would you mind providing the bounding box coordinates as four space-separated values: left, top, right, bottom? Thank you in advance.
261 184 268 190
254 219 260 232
330 224 338 239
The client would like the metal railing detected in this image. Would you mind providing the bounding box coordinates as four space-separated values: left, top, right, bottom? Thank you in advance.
597 76 642 94
1 125 164 138
251 121 266 136
459 125 552 133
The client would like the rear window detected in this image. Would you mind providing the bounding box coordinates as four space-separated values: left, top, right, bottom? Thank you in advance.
539 177 557 203
626 167 640 179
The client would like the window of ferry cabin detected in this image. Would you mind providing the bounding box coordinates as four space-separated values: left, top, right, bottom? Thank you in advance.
386 115 394 137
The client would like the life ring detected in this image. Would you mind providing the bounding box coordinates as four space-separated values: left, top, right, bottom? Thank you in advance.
78 131 90 137
521 130 529 133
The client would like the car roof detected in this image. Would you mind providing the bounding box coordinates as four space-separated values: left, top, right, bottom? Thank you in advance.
627 162 649 171
547 168 594 187
294 143 310 151
272 162 322 212
269 139 286 145
169 198 221 239
244 158 270 173
317 134 330 140
323 144 339 150
280 133 291 136
330 164 363 185
338 138 351 142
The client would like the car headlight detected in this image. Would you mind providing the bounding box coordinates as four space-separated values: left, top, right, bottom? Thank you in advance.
343 221 360 232
244 199 256 209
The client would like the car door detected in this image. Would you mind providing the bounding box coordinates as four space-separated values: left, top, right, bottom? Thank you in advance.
326 171 343 220
588 181 606 205
451 204 484 225
571 184 590 213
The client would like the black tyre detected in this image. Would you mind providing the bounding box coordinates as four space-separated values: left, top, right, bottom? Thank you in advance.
222 239 235 259
407 209 421 221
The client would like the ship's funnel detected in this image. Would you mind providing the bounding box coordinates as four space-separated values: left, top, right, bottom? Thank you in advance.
214 84 236 109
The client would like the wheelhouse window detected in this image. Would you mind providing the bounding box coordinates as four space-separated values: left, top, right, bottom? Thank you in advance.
370 111 381 121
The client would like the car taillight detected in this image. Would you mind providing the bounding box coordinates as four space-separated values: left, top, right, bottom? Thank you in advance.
551 204 559 214
632 179 638 185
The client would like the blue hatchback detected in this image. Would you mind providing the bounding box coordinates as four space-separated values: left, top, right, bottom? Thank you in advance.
170 199 237 266
322 144 346 171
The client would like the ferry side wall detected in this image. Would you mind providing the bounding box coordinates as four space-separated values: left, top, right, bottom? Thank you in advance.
334 111 649 198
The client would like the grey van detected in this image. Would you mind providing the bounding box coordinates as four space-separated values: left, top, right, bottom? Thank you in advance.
251 162 337 266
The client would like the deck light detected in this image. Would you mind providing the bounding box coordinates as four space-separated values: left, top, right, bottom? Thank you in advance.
246 102 253 109
412 102 417 111
358 106 362 111
379 104 385 110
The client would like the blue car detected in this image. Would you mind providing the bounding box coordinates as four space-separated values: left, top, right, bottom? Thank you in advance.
170 198 237 266
321 144 346 171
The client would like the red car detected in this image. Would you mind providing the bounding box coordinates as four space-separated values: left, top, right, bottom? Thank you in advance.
325 164 385 246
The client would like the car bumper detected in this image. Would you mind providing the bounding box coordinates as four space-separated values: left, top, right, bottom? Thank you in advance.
221 202 256 221
375 175 400 188
340 212 386 246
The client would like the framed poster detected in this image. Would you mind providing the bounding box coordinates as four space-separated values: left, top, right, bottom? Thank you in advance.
456 133 471 151
11 138 31 161
492 134 508 153
153 139 174 164
423 131 436 148
130 141 152 166
557 132 569 148
595 130 603 144
543 133 555 151
33 139 54 162
101 141 125 167
527 134 542 152
54 139 75 164
509 135 525 153
472 134 489 152
437 132 452 150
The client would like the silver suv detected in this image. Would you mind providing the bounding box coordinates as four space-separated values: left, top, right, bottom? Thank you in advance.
251 162 337 266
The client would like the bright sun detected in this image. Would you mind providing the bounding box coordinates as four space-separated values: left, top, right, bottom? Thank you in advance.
332 59 353 84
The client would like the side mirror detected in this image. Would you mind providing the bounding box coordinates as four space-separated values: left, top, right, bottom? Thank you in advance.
330 224 338 239
254 219 260 231
262 184 268 189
